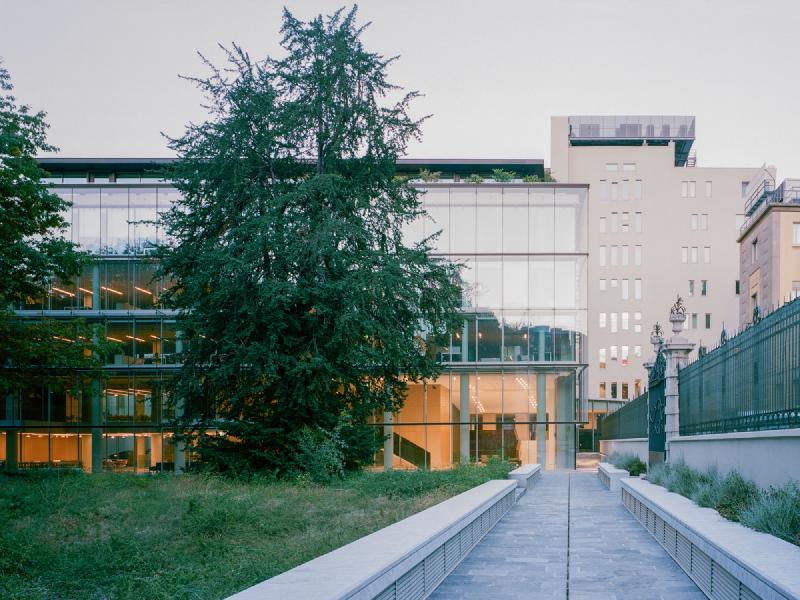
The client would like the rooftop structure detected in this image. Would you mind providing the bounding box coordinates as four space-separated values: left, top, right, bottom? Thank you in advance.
568 115 696 166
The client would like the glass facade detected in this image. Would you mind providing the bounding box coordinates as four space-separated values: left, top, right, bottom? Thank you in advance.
3 175 587 473
384 184 588 470
3 182 184 473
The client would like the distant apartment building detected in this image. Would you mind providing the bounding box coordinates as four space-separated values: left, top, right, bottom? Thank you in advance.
738 173 800 324
551 116 762 412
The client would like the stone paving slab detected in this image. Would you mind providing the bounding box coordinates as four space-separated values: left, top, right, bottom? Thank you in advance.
429 470 704 600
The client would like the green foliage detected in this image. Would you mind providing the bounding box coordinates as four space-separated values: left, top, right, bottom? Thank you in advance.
490 168 516 182
465 173 484 184
522 174 540 183
607 452 647 476
0 65 105 395
715 471 760 521
158 7 464 477
291 426 345 483
646 462 799 544
741 484 800 545
0 465 508 598
543 169 557 182
418 169 441 182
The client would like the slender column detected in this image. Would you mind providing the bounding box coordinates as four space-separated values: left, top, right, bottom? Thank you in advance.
536 374 547 465
383 411 393 471
91 264 101 309
5 431 18 471
90 378 103 474
459 373 470 463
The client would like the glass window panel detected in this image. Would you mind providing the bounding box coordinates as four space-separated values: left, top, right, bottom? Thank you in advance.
54 188 73 242
102 260 132 309
105 321 134 366
503 312 529 361
529 310 554 361
529 257 554 308
423 188 449 253
157 187 181 247
476 314 501 361
129 188 158 255
450 189 476 254
475 257 502 308
555 188 586 252
455 256 476 308
134 321 162 365
49 276 77 310
474 374 502 462
503 256 528 309
502 188 528 253
101 188 129 255
72 189 101 252
530 189 554 253
554 310 583 361
501 373 533 464
555 256 585 309
133 261 160 309
476 188 502 253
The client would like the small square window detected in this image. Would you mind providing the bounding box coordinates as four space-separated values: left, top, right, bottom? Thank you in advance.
606 163 618 172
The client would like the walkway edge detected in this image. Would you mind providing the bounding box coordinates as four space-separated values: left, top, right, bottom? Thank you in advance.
227 479 517 600
622 478 800 600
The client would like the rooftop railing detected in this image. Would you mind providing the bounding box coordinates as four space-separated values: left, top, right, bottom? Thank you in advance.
568 116 695 140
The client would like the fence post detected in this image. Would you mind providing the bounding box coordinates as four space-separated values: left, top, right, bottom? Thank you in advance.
664 300 694 462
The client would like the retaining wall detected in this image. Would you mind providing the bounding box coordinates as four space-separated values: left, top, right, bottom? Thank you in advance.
670 429 800 489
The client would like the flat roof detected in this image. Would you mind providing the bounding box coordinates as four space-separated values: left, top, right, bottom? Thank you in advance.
36 157 546 177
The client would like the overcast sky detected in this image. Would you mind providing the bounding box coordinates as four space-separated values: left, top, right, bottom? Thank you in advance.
1 0 799 175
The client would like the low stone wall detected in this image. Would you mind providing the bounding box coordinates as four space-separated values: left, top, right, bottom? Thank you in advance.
227 479 517 600
508 463 541 490
599 438 648 463
597 462 629 491
670 429 800 489
622 478 800 600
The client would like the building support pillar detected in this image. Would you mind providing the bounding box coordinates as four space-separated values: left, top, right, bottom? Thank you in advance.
459 373 470 463
536 373 547 466
90 378 103 474
383 411 393 471
5 431 18 471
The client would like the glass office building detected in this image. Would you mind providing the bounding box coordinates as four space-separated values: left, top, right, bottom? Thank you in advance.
383 180 588 470
1 159 587 472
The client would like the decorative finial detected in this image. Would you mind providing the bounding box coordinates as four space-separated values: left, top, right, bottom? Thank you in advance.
752 305 762 325
720 324 728 345
651 322 663 337
671 295 687 316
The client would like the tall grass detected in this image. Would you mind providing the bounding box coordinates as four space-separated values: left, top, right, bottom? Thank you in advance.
0 461 511 599
645 462 800 545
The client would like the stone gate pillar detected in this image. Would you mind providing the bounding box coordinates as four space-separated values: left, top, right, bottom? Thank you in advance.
663 300 694 462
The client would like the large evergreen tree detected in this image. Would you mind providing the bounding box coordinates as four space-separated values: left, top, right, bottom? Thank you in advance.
0 65 107 395
160 7 463 476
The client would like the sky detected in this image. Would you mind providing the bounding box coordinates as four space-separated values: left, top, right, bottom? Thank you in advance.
1 0 799 176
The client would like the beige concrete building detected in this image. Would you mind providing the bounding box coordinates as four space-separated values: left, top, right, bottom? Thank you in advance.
738 175 800 325
551 116 762 407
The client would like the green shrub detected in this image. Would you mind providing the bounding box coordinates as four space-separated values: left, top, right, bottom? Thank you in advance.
715 471 760 522
418 168 441 182
741 484 800 545
491 168 516 182
607 452 647 476
647 462 670 486
522 174 540 183
465 173 484 184
292 426 345 483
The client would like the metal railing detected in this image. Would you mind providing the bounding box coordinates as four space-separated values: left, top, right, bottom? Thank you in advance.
598 391 648 440
679 296 800 435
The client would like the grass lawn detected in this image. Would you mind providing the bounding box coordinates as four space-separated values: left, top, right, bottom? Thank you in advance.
0 461 511 599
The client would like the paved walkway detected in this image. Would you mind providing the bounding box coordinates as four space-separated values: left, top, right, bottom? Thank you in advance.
429 471 704 600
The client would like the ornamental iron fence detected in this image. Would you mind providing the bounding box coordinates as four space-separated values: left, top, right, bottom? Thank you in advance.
679 296 800 435
598 391 648 440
